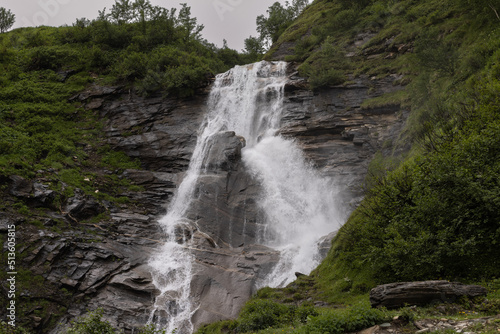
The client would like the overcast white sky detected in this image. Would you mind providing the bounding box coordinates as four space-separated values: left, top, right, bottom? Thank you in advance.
3 0 297 50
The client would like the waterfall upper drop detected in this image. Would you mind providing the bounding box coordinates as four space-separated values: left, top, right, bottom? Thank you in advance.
148 61 342 333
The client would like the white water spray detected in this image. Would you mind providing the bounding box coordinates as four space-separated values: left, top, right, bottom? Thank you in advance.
243 137 341 287
148 61 341 332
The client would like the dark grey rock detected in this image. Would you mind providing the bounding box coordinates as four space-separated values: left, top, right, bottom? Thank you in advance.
64 190 105 220
32 183 56 207
280 72 409 207
100 92 205 173
370 280 488 308
190 244 280 326
202 131 245 172
70 85 122 102
8 175 33 198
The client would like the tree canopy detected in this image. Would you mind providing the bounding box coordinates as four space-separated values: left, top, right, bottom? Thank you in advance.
0 7 15 33
243 0 309 55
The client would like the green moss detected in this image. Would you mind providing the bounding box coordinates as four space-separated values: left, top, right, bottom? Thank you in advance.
100 150 141 170
361 90 409 110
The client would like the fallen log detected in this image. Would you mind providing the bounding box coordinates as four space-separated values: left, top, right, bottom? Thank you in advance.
370 280 487 308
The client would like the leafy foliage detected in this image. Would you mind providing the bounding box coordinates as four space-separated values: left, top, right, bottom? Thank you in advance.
297 36 349 89
0 0 249 185
65 309 115 334
295 304 387 334
257 0 310 46
197 301 387 334
0 7 15 34
197 299 318 334
243 0 310 56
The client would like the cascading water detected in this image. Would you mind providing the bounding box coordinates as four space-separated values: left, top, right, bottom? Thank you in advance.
243 137 342 287
148 61 342 333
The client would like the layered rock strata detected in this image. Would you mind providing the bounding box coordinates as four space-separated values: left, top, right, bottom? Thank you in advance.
1 65 408 332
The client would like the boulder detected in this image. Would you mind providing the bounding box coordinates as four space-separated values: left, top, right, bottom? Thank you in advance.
64 190 105 220
33 182 56 207
8 175 33 198
201 131 246 172
370 280 488 308
190 244 280 327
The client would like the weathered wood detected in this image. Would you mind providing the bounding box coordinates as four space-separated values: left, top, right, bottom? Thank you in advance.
370 280 487 308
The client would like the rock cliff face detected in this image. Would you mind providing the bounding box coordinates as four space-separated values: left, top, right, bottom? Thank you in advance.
0 65 408 333
281 71 408 207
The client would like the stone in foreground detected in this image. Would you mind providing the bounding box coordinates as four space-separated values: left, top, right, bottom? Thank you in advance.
370 280 487 308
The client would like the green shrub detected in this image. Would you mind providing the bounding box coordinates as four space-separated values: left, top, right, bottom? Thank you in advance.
137 324 166 334
309 68 345 89
136 46 213 97
295 305 319 323
298 37 349 90
0 322 31 334
236 300 294 332
114 51 148 80
24 46 79 71
101 150 141 170
227 300 319 333
302 304 387 334
65 309 115 334
196 320 238 334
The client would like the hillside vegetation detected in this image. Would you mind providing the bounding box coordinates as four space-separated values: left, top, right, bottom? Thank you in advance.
1 0 500 332
0 2 246 199
0 2 249 331
280 0 500 288
198 0 500 332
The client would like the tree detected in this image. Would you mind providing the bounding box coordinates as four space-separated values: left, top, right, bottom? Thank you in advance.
178 3 204 41
256 0 310 48
458 0 500 21
0 7 15 33
289 0 310 17
132 0 152 32
110 0 134 24
244 36 264 56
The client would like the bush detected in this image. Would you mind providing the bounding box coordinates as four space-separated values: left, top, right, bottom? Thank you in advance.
232 300 318 333
136 46 213 97
309 68 345 89
24 46 79 71
298 37 349 90
236 300 294 332
65 309 115 334
114 51 148 80
300 303 387 334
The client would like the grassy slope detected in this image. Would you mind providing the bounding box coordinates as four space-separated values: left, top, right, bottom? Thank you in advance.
198 0 500 332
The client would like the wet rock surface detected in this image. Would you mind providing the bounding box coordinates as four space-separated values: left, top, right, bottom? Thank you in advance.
190 244 280 327
1 65 410 332
188 131 263 249
100 91 205 173
281 72 409 207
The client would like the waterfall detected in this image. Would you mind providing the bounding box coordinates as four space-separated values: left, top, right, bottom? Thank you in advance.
243 136 341 287
148 61 341 333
